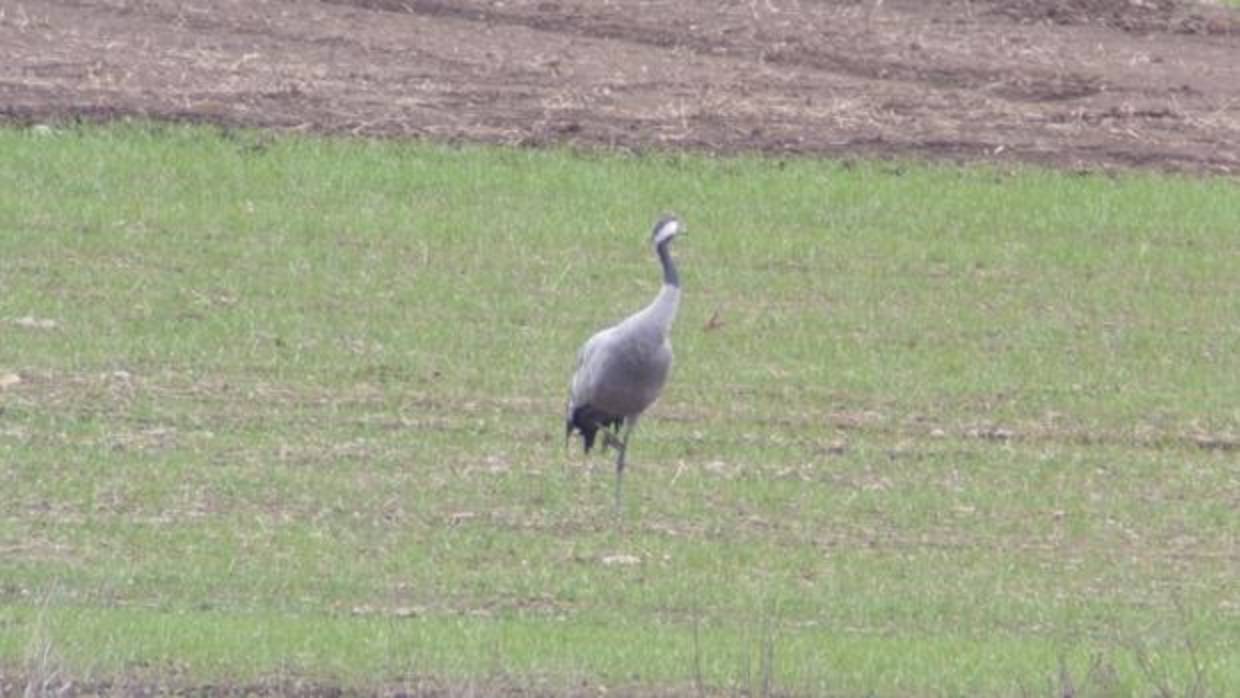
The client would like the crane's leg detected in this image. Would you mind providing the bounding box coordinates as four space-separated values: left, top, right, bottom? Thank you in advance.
601 426 624 452
614 418 637 511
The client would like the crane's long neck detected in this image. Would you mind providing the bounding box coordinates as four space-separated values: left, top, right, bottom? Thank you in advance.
657 240 679 288
643 240 681 335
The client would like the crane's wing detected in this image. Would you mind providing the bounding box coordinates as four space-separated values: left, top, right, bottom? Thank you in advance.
568 326 613 413
565 326 624 452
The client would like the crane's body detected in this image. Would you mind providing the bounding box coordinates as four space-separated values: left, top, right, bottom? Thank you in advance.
566 216 683 507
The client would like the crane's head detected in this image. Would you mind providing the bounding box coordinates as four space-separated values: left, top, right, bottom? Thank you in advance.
650 215 683 247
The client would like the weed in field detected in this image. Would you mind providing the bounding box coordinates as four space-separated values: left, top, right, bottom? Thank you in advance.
19 591 68 698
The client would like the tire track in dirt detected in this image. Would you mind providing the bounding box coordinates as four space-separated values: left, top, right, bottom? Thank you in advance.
335 0 1106 102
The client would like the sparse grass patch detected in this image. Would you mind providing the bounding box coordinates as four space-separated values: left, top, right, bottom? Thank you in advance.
1 122 1238 696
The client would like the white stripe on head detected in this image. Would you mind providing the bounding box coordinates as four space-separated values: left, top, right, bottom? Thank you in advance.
651 216 681 245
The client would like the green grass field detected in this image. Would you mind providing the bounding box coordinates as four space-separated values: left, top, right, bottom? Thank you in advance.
1 122 1238 697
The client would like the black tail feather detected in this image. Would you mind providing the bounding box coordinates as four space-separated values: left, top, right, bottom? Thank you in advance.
568 405 622 453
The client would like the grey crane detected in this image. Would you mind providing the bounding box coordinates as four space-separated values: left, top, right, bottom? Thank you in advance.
566 215 684 508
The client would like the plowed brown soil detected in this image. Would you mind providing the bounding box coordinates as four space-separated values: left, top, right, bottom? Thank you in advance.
2 0 1239 172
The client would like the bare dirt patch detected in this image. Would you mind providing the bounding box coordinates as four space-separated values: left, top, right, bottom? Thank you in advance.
0 672 672 698
1 0 1238 172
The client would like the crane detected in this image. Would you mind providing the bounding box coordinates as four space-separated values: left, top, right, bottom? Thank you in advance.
566 215 684 508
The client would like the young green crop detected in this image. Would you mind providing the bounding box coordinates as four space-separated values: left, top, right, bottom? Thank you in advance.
1 122 1237 696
